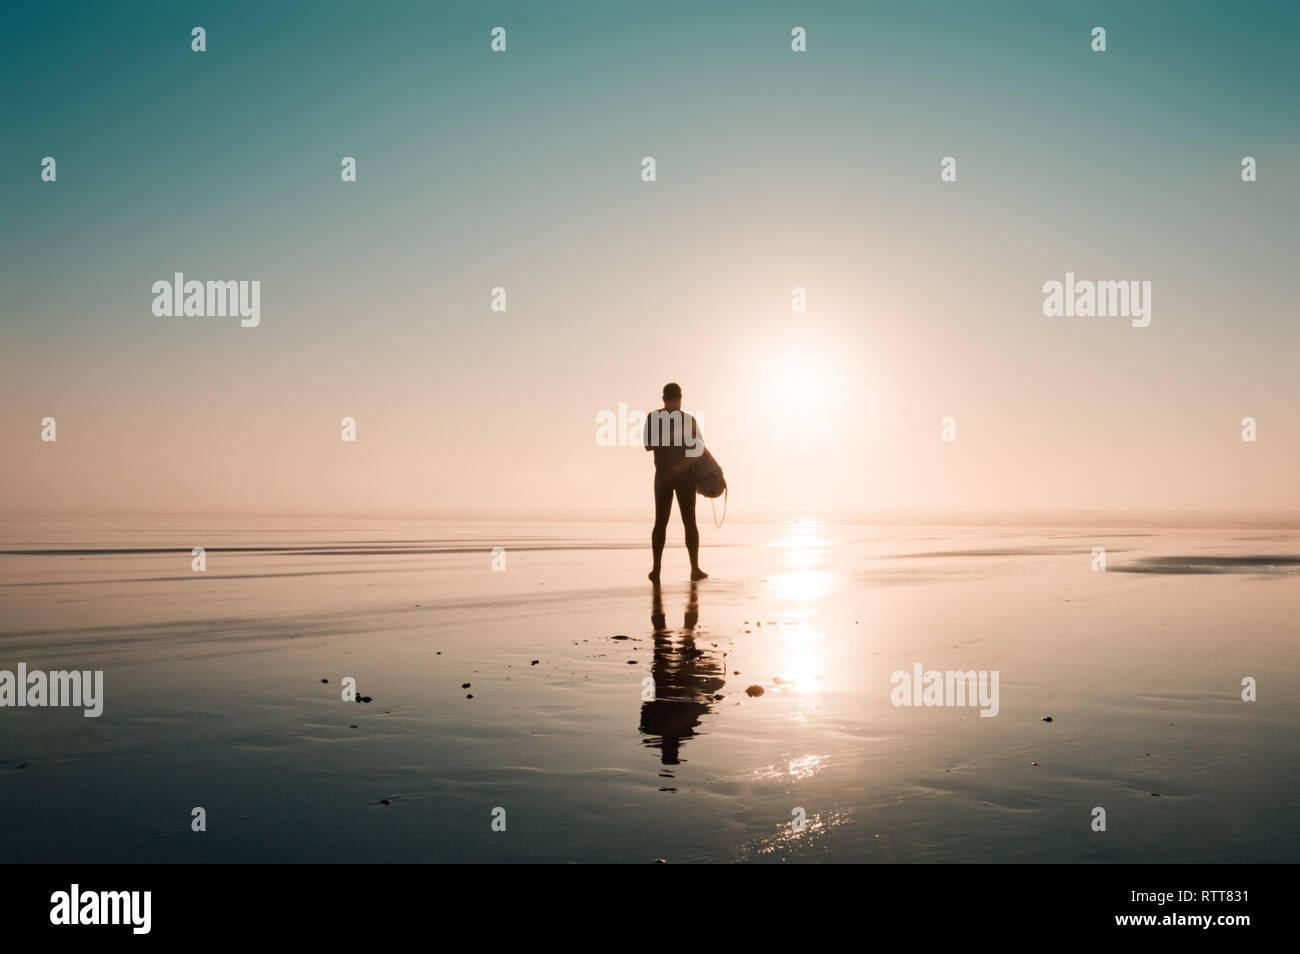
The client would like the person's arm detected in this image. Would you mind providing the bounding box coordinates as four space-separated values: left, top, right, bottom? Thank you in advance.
643 412 653 451
685 414 704 457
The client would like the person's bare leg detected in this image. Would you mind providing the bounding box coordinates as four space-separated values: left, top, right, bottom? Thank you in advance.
676 479 707 580
650 479 672 582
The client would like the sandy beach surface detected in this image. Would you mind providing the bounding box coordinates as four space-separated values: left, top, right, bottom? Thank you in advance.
1 515 1296 863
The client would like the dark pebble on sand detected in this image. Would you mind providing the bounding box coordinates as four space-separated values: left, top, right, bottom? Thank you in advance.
612 635 630 640
466 694 473 699
462 683 471 688
321 678 328 683
531 660 539 665
349 725 358 729
627 660 637 664
360 696 372 703
1042 716 1053 722
746 685 765 697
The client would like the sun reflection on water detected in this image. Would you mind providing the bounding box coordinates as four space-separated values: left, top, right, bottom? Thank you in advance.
767 518 837 605
763 520 838 697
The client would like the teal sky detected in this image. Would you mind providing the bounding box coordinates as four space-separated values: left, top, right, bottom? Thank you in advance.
2 1 1298 517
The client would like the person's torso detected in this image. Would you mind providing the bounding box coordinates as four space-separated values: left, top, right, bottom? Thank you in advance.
646 410 699 475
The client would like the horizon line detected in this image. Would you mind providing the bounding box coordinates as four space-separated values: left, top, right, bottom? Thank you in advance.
4 508 1300 530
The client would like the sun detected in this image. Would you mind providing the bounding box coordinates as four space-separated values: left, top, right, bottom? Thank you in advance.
750 333 841 435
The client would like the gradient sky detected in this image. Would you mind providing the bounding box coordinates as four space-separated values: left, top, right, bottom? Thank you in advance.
2 1 1298 519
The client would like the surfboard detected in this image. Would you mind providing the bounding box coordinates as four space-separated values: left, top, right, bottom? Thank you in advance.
691 449 726 499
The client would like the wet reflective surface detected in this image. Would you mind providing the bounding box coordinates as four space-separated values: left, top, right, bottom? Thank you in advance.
1 515 1297 862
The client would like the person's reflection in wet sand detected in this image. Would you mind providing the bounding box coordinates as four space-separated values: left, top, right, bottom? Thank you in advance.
639 581 726 767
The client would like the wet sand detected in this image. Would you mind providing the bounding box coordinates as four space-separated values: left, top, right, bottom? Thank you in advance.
1 515 1296 862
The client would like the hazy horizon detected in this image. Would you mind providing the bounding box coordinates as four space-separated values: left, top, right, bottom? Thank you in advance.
5 507 1300 530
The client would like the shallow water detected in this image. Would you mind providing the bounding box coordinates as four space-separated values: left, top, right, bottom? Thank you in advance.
1 515 1297 862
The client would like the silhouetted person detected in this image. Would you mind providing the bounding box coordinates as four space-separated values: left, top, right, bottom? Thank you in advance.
639 581 724 765
645 382 707 582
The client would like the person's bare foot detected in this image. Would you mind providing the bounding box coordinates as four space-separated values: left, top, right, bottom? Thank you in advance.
648 569 661 583
690 568 708 580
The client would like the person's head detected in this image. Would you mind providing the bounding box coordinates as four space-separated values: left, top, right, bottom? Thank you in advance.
662 382 682 411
